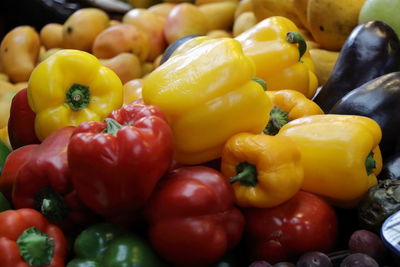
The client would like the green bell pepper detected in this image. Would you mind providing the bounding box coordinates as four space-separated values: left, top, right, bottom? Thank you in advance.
0 140 11 175
67 223 166 267
0 140 11 213
0 192 11 212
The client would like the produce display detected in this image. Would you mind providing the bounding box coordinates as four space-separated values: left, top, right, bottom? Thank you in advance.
1 0 400 266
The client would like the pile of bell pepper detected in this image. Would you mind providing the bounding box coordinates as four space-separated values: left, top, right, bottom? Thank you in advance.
1 13 400 267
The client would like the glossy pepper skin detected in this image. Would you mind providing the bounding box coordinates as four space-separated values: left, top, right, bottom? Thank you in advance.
329 72 400 160
221 133 303 208
68 100 173 217
313 21 400 112
160 34 202 65
0 145 35 200
235 16 318 98
245 191 338 264
8 88 40 149
8 127 96 231
0 208 67 267
28 49 123 141
265 89 324 135
142 37 271 165
145 166 245 266
278 114 383 208
67 223 166 267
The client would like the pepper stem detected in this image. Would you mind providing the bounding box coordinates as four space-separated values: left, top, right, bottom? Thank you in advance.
286 32 307 62
65 83 90 111
264 107 289 135
17 227 54 266
365 151 376 176
103 118 124 136
251 77 267 91
229 162 258 187
34 187 68 222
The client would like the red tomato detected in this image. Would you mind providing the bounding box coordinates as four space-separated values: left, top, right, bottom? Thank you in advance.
244 191 338 263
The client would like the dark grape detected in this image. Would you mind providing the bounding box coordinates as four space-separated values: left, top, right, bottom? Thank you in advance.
249 261 273 267
296 251 332 267
340 253 379 267
274 262 296 267
348 229 387 262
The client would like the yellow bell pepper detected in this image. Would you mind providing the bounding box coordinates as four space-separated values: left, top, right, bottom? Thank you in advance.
221 132 303 208
264 89 323 135
142 37 272 165
0 80 20 129
235 16 318 98
278 114 382 208
28 49 123 140
0 126 11 150
123 79 143 104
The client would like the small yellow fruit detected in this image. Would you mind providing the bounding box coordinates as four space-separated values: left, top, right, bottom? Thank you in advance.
63 8 110 52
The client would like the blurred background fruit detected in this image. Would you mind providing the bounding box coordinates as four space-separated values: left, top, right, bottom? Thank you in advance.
359 0 400 38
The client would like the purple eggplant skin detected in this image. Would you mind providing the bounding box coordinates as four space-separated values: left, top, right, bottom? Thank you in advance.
329 72 400 160
313 20 400 113
379 152 400 180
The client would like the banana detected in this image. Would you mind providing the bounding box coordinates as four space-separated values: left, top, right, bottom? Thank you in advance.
309 48 339 86
306 0 366 51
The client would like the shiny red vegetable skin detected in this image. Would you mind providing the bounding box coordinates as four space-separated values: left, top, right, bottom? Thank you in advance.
0 144 36 200
0 209 67 267
11 127 96 231
145 166 245 266
8 88 40 149
245 191 338 264
68 100 174 217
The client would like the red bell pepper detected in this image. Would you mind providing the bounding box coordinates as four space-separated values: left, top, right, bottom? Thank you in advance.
9 126 96 231
145 166 245 266
0 208 67 267
68 100 174 217
8 88 40 149
0 144 36 199
244 191 338 264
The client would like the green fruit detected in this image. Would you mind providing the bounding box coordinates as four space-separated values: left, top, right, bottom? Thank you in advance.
359 0 400 38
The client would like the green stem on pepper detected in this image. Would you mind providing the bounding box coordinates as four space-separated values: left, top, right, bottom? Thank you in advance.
365 151 376 176
65 83 90 111
286 31 307 62
229 162 258 187
17 227 54 266
34 187 68 223
264 107 289 135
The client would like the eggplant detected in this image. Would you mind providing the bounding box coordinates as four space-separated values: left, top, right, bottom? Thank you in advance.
313 21 400 112
379 152 400 180
329 72 400 159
